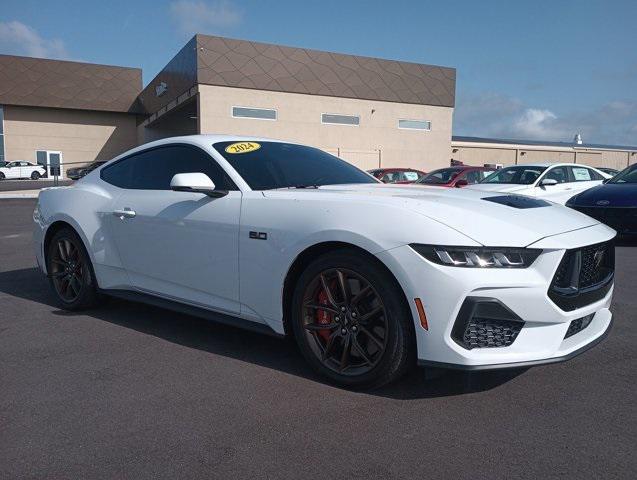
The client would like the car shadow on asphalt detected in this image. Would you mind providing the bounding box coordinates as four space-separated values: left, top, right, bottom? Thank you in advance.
0 267 526 399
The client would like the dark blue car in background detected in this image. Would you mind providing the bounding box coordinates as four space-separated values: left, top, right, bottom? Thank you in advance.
566 164 637 236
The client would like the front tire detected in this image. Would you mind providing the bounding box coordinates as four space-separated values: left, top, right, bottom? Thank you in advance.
0 172 5 180
46 228 100 310
291 250 415 389
31 171 41 180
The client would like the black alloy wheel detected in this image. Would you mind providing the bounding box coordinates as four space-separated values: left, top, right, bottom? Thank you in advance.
301 268 389 376
292 250 414 389
31 171 41 180
46 228 99 310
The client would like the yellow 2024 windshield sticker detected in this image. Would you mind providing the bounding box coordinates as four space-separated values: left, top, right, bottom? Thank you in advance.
225 142 261 154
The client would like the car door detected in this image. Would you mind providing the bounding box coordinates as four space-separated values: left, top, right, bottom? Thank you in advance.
103 144 242 314
5 162 22 179
534 166 573 202
19 162 35 178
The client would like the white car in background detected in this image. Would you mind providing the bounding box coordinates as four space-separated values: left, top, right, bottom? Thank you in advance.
0 161 46 180
466 163 611 204
33 136 615 388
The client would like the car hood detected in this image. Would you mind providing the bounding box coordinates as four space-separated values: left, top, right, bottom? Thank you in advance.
569 184 637 208
266 184 599 247
464 183 532 193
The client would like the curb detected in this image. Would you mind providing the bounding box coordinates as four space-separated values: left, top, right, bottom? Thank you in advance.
0 193 40 199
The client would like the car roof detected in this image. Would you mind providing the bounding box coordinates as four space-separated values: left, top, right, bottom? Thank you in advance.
515 162 587 168
107 134 299 164
431 165 492 171
374 167 425 172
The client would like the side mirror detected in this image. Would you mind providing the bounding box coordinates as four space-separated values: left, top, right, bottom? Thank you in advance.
540 178 558 186
455 179 468 188
170 172 228 198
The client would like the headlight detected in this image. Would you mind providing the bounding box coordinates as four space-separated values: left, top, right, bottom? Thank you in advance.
410 244 541 268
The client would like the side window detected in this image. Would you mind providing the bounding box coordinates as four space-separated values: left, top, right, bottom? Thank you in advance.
464 170 482 184
570 166 602 181
480 170 496 180
543 166 569 184
401 171 420 182
101 145 236 191
570 166 594 182
101 155 137 188
131 145 236 191
380 172 398 183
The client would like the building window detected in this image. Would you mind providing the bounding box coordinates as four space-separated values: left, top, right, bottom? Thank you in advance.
232 106 277 120
398 119 431 131
0 106 4 162
321 113 360 126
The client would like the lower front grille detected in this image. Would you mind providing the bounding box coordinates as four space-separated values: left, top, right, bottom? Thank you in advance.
564 314 594 339
452 298 524 350
549 240 615 311
462 317 523 348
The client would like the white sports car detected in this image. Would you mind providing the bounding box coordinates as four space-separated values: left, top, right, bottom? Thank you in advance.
33 136 616 388
466 163 611 204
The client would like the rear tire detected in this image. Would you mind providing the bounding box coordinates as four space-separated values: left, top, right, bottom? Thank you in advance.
0 172 5 180
31 171 41 180
291 249 415 389
46 228 100 310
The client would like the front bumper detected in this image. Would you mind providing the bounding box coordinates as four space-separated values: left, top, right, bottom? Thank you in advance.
376 230 614 370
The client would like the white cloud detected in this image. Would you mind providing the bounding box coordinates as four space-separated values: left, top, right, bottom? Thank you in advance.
512 109 558 138
454 93 637 146
0 20 70 60
170 1 242 35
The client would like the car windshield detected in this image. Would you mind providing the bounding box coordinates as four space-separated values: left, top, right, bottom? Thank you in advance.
481 166 547 185
417 168 461 184
213 141 377 190
609 165 637 184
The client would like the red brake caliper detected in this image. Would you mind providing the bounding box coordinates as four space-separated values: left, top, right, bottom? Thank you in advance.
316 288 334 341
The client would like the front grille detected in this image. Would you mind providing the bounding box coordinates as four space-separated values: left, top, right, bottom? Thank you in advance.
564 314 594 339
549 241 615 311
452 298 524 350
572 206 637 235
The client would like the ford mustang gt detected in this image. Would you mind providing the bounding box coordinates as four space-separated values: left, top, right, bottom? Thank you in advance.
33 136 616 388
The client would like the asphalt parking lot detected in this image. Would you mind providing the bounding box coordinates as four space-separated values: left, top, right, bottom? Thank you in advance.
1 198 635 480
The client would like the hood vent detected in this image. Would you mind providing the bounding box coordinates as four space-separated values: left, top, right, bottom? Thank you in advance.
482 195 551 209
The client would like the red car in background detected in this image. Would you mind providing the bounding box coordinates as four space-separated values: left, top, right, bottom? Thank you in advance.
415 165 497 188
368 168 426 184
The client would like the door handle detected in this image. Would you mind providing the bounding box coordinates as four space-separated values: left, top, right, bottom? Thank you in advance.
113 208 136 219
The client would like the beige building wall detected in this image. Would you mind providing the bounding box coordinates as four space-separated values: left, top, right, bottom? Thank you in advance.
452 141 636 170
521 149 576 164
3 105 138 176
451 147 517 165
197 84 453 171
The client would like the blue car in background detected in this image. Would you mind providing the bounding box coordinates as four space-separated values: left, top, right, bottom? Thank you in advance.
566 164 637 236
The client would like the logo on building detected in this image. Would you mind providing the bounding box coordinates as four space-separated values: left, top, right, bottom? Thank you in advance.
155 82 168 97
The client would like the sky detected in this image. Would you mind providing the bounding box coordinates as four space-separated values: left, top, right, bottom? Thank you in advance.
1 0 636 146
